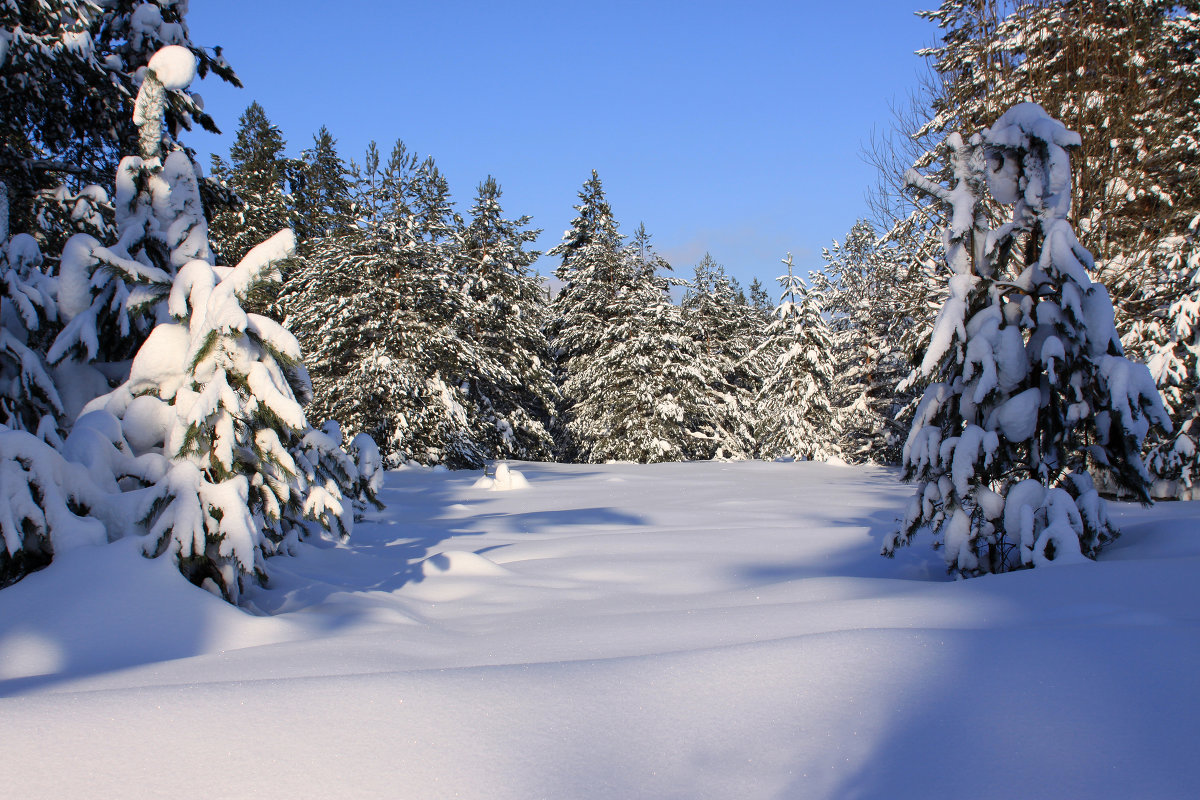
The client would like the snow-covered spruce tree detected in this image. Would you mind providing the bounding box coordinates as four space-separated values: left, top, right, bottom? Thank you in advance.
0 1 239 249
748 277 773 318
283 141 486 468
888 1 1200 493
208 102 296 266
814 220 925 464
549 170 627 460
458 176 557 461
43 48 219 423
281 143 414 463
754 254 839 462
884 104 1170 575
366 146 484 467
681 253 762 459
0 211 64 438
73 46 367 602
0 411 162 588
562 225 724 462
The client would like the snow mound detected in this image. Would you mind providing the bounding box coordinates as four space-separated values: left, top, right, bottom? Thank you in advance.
472 463 530 491
147 45 196 90
419 550 511 579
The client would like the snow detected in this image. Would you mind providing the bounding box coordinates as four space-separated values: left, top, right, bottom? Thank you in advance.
146 45 196 91
992 387 1040 441
2 461 1198 798
471 461 529 490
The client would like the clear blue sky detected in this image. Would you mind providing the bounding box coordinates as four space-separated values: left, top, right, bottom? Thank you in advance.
185 1 934 293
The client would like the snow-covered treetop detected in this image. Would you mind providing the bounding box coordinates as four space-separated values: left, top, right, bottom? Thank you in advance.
983 102 1082 225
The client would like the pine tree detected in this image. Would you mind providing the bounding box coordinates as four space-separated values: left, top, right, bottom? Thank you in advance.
1145 216 1200 496
884 104 1170 575
754 254 839 462
208 102 295 266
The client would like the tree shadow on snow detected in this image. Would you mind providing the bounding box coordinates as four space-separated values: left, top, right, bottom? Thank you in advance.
245 466 649 621
732 506 951 586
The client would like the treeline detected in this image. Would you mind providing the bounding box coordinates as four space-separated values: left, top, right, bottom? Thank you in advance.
203 103 924 468
208 0 1197 490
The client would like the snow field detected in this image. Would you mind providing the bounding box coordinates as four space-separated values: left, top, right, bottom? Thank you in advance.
2 461 1199 798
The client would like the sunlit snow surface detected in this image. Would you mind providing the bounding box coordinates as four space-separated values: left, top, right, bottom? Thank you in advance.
3 461 1198 798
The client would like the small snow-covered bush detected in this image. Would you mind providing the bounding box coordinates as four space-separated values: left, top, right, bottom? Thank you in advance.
884 104 1170 575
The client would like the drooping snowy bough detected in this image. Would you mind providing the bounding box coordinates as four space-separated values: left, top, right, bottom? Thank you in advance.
884 104 1171 575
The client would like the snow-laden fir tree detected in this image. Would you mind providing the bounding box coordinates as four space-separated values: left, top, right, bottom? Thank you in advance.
549 170 627 459
885 1 1200 493
754 254 839 462
0 215 64 438
1 45 375 601
208 102 295 266
458 176 557 461
814 220 926 463
681 253 763 459
884 104 1170 575
561 225 725 462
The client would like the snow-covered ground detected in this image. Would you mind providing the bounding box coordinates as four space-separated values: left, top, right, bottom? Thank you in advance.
2 461 1198 799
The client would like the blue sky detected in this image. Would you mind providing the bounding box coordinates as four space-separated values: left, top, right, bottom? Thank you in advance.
185 1 934 293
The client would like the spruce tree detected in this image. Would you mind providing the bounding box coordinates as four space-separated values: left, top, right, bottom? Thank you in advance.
883 1 1200 491
816 220 925 463
884 104 1170 575
562 225 723 462
754 254 839 462
458 176 557 461
292 126 354 243
549 170 627 459
681 253 761 459
0 221 63 437
1 45 374 601
284 141 493 468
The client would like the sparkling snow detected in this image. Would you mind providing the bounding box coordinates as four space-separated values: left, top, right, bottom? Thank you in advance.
2 461 1198 798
